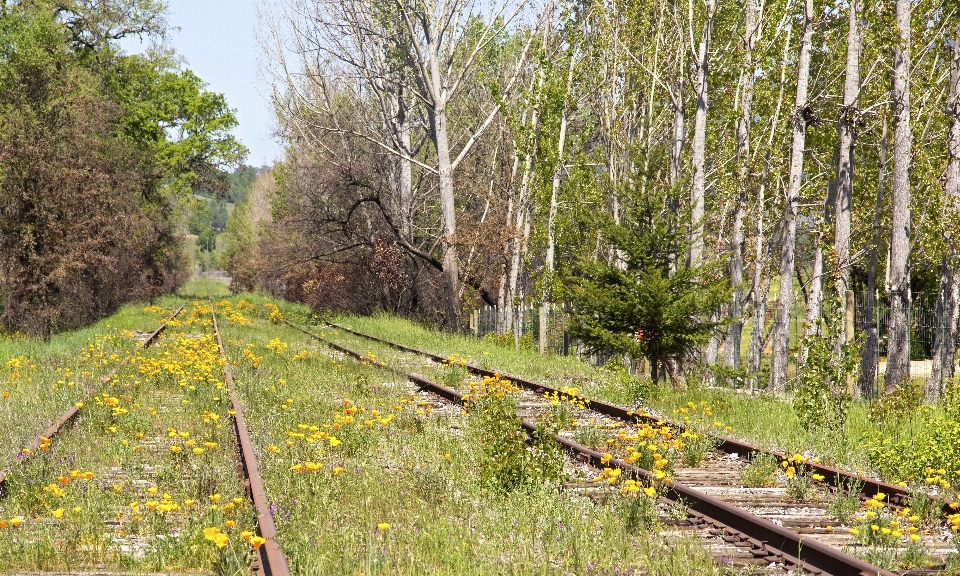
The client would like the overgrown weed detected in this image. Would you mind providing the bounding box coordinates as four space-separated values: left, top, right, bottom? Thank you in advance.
739 453 778 488
828 477 863 523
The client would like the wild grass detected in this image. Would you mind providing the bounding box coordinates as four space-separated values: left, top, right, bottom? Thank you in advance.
828 477 863 523
327 313 644 404
214 295 724 574
738 453 778 488
177 275 233 299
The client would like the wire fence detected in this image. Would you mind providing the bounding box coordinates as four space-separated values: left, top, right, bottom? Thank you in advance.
852 291 941 360
470 290 956 377
471 304 626 368
851 290 950 381
473 304 568 354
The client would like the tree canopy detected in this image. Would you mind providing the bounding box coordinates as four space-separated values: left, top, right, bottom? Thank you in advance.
0 1 245 337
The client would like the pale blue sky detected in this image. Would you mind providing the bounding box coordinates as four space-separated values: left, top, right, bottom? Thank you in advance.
122 1 281 168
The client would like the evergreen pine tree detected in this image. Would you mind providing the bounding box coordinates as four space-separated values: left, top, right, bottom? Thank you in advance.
563 184 729 383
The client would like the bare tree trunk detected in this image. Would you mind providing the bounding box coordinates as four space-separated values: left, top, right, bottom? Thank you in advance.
747 19 792 389
746 151 773 386
432 102 461 331
671 90 685 189
886 0 912 391
804 234 824 336
508 91 539 344
860 120 889 398
668 46 685 276
724 0 757 369
834 0 861 334
499 141 521 335
928 19 960 402
516 202 532 344
770 0 814 396
384 92 414 252
640 3 664 198
399 121 413 242
686 0 716 270
929 262 959 401
388 92 415 243
804 167 835 342
669 0 685 191
539 53 575 355
507 149 534 341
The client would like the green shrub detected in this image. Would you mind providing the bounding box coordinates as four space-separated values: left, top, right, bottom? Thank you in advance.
466 375 564 492
828 477 863 523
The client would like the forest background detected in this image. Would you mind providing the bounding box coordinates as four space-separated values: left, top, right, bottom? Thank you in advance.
0 0 246 338
221 0 960 405
4 0 960 408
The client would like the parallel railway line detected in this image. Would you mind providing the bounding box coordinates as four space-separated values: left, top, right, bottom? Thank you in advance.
317 320 952 517
290 319 956 576
0 305 184 497
210 301 291 576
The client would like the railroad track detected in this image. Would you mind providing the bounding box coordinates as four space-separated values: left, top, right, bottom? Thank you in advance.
210 301 290 576
289 320 957 576
316 321 954 517
0 304 184 497
0 301 287 575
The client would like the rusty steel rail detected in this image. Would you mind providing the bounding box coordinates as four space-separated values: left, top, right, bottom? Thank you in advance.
0 304 184 496
211 303 291 576
317 320 952 517
291 323 897 576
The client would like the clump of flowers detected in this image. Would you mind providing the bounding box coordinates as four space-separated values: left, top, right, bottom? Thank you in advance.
948 509 959 534
616 476 663 532
540 387 588 429
578 412 679 482
362 352 385 368
439 353 470 388
277 399 402 467
264 303 283 323
845 492 934 568
781 453 818 502
3 354 38 398
673 401 725 466
203 526 230 548
465 375 563 491
243 346 263 369
267 338 288 355
215 300 252 326
292 350 317 361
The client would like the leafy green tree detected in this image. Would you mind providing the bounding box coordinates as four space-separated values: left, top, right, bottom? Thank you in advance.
209 200 228 231
563 185 729 383
220 200 255 290
196 226 216 254
188 201 211 235
0 1 244 337
0 7 186 337
106 50 247 195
